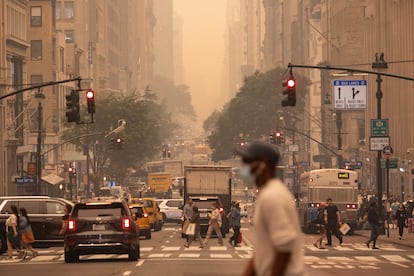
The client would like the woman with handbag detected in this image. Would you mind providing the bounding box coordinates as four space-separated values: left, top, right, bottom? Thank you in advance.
5 205 22 259
184 205 204 248
19 207 38 257
396 203 407 240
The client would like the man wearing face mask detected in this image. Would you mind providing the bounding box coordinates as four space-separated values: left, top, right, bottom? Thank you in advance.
237 142 305 276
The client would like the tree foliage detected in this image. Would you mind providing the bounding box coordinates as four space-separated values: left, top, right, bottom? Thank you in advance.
206 68 308 161
61 92 173 183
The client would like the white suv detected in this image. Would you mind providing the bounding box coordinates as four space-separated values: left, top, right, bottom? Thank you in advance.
155 199 183 223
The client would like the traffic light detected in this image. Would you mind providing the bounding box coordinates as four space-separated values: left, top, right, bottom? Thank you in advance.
281 77 296 107
86 89 96 114
68 166 76 176
275 131 284 145
65 90 80 123
114 137 124 149
269 133 275 144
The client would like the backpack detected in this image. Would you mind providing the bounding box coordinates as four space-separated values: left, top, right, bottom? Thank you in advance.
309 207 318 223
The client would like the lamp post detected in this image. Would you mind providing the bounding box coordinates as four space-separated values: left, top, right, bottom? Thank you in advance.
372 53 388 232
35 89 45 195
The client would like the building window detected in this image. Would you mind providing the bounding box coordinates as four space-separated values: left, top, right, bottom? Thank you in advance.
64 30 74 43
30 6 42 26
31 40 42 60
55 2 61 20
64 2 74 19
60 47 65 73
31 75 43 85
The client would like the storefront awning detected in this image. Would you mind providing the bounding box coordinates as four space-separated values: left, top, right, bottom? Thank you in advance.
41 174 64 186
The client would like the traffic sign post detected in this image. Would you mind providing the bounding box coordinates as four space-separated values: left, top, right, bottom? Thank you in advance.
369 136 390 151
333 80 367 109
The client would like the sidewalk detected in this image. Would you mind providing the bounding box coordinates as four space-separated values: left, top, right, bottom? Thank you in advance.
355 227 414 248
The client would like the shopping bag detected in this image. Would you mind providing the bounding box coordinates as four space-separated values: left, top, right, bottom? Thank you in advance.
185 223 196 236
237 232 242 243
339 223 351 235
182 220 190 234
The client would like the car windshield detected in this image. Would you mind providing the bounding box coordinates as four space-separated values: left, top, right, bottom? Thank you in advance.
74 203 125 218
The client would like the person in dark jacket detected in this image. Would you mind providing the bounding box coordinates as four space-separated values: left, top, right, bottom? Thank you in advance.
325 198 343 246
228 201 241 246
365 202 380 249
396 203 407 240
184 205 204 248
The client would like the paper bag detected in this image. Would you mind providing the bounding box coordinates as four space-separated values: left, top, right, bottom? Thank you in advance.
339 223 351 235
185 223 196 236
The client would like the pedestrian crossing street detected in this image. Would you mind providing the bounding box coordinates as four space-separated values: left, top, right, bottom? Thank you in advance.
304 242 407 252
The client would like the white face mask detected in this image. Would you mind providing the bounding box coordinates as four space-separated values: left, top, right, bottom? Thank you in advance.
239 164 255 185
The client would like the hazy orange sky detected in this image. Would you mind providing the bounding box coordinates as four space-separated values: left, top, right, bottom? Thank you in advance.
174 0 227 124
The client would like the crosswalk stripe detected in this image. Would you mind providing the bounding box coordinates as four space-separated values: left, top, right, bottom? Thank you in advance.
140 247 153 252
209 246 227 251
161 246 180 251
326 257 352 261
234 246 253 251
31 255 57 261
210 254 232 258
354 256 379 262
305 245 321 251
380 255 411 262
330 246 353 251
178 253 200 258
407 255 414 260
148 253 172 258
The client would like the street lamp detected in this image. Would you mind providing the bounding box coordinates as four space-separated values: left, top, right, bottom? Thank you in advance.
35 89 45 195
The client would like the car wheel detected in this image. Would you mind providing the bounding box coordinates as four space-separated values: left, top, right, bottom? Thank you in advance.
146 231 151 239
162 213 167 222
154 220 160 232
128 243 139 261
0 233 7 254
64 250 78 263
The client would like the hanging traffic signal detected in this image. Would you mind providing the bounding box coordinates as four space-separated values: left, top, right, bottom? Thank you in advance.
65 90 80 123
114 137 124 149
86 89 96 114
269 133 275 144
275 131 284 145
281 77 296 107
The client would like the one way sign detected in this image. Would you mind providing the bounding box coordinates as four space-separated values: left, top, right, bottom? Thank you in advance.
333 80 367 109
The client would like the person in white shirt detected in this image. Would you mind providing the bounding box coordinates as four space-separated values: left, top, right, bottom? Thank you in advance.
237 142 305 276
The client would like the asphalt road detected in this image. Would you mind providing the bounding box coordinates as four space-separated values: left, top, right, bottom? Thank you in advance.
1 220 414 276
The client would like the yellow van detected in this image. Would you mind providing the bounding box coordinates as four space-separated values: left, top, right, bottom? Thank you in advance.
131 198 161 231
129 204 151 239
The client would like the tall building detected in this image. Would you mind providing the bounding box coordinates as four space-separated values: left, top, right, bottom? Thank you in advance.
153 0 173 81
0 0 29 196
173 12 184 85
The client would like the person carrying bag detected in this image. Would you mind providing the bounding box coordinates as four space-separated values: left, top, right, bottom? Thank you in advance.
184 206 204 248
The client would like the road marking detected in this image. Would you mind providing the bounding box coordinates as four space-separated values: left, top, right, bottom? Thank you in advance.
407 255 414 260
331 246 353 251
123 271 132 276
358 265 380 270
31 255 57 261
354 256 379 262
310 265 331 269
389 262 409 268
326 257 352 262
209 246 227 251
165 240 170 243
178 253 200 258
161 246 180 251
164 227 177 231
210 254 232 258
136 260 145 266
304 256 320 261
148 253 172 258
234 246 253 251
140 247 153 252
380 255 411 262
184 247 202 251
333 265 355 269
169 235 173 238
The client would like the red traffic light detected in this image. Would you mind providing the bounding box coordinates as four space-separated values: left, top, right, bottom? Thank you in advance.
275 132 281 137
287 78 296 88
68 167 73 172
86 90 94 99
116 138 122 143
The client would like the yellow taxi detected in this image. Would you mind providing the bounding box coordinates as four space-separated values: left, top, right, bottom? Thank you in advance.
129 204 151 239
130 197 161 231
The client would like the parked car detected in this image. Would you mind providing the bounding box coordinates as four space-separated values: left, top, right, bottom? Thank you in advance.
64 199 140 263
130 197 161 231
155 199 183 223
0 196 74 254
129 204 151 239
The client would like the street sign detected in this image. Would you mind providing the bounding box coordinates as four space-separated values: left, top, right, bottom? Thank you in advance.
369 136 390 151
15 177 36 183
333 80 367 109
380 158 398 169
288 144 299 152
371 119 388 137
382 145 393 158
301 161 310 166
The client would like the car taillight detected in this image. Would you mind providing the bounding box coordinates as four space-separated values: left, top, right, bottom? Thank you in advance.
309 203 320 208
68 219 75 231
143 213 148 218
346 203 357 209
123 218 131 230
219 207 224 213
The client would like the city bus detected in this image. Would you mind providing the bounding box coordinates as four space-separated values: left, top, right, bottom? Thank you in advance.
298 168 359 234
145 160 183 177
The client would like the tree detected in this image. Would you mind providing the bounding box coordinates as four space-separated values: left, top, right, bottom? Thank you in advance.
206 68 308 161
61 92 173 184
